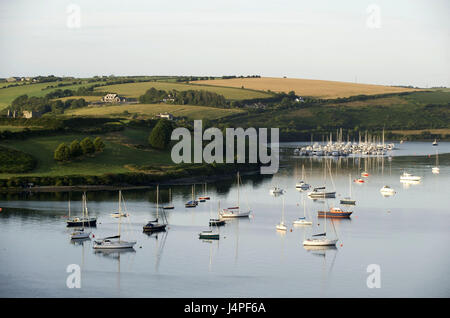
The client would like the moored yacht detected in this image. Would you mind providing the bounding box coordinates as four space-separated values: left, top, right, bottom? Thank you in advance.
400 172 421 182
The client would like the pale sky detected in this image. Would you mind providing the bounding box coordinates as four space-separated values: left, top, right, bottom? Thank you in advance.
0 0 448 87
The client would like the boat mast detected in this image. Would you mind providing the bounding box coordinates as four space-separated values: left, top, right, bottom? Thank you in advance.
156 185 159 220
281 197 285 224
349 173 352 197
118 190 122 242
237 172 240 209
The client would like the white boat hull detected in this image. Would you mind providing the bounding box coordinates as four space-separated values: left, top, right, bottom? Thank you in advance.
293 219 312 225
220 209 251 218
303 238 338 246
276 223 287 231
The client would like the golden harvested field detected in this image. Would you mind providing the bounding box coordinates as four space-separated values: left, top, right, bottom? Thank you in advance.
193 77 420 99
95 81 272 100
66 103 244 120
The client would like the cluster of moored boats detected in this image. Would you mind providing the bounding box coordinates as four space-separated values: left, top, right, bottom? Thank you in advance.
294 141 395 157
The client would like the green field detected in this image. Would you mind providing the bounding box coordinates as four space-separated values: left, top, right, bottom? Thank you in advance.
0 80 104 110
65 103 244 120
95 81 273 101
0 125 44 132
404 90 450 104
0 128 173 177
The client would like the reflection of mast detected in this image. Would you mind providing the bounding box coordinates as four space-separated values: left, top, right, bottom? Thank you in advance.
154 231 168 272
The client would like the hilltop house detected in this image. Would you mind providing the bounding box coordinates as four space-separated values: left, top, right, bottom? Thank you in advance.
23 110 41 119
162 94 175 103
101 93 126 103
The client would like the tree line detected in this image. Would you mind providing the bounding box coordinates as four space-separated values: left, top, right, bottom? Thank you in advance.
139 88 227 107
5 94 88 116
54 137 105 162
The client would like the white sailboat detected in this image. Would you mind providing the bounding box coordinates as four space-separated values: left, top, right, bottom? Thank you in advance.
293 195 312 225
340 174 356 205
276 197 287 231
70 194 92 240
93 190 136 249
303 205 338 247
220 172 251 218
295 164 311 190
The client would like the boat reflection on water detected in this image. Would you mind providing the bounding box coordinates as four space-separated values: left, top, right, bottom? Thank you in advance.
93 248 136 258
70 236 91 245
400 180 421 189
304 245 337 254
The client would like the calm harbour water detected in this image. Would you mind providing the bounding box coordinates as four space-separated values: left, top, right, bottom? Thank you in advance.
0 142 449 297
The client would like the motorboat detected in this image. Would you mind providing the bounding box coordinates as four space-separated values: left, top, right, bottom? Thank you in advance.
307 187 336 198
380 185 396 196
270 187 284 195
198 230 219 240
318 207 352 218
400 172 421 182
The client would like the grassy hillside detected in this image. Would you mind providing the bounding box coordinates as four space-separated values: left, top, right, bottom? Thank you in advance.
94 81 273 101
0 80 104 110
66 103 244 120
193 77 420 99
0 128 172 177
0 145 37 173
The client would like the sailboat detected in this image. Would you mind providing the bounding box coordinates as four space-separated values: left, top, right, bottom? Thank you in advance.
200 201 220 239
185 185 198 208
93 190 136 249
162 188 174 210
270 186 284 195
209 201 226 226
303 207 338 247
219 172 251 218
296 164 311 190
432 150 440 174
432 139 438 146
293 195 312 225
340 174 356 205
198 182 210 201
308 159 336 198
143 185 167 233
276 197 287 231
70 194 91 240
66 192 97 227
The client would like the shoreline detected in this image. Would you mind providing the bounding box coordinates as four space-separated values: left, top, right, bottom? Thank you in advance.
0 169 261 193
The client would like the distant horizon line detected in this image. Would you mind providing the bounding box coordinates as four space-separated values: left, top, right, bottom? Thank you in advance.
1 74 447 89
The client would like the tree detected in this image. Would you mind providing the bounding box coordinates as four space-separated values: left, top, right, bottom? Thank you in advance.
80 137 95 154
54 143 71 162
69 140 82 157
93 137 105 152
148 119 173 149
